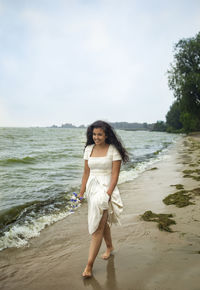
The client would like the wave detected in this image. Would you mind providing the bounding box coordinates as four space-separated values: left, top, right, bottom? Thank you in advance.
0 151 77 166
119 145 170 184
0 192 81 251
0 156 37 165
0 209 77 251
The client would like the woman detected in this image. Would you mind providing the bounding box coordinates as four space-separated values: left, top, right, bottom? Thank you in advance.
78 120 129 278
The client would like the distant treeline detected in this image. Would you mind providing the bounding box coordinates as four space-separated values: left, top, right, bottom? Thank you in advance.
109 122 154 130
50 123 85 128
50 122 155 131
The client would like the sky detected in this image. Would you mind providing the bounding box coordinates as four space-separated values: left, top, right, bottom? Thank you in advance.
0 0 200 127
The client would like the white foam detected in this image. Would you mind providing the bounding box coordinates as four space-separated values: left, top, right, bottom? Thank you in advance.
118 148 171 184
0 194 81 251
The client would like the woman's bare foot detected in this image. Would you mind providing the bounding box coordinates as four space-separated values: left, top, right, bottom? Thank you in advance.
82 265 92 278
101 247 114 260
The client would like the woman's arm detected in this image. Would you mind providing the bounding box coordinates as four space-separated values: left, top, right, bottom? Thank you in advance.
78 160 90 198
106 160 121 198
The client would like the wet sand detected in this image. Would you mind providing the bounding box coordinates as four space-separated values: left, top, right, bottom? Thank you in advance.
1 135 200 290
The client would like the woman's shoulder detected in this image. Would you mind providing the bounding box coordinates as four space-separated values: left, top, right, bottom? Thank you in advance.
84 144 94 152
109 144 117 151
84 144 94 160
109 144 118 154
109 144 122 160
85 144 94 149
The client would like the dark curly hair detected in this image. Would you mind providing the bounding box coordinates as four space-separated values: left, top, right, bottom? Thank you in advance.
85 120 129 163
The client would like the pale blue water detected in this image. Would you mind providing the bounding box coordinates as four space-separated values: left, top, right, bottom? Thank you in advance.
0 127 179 251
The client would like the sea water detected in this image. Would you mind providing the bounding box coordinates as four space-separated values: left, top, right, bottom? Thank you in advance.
0 127 180 251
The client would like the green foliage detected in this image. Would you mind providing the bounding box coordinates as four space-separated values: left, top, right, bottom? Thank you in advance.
166 100 183 131
167 32 200 133
152 121 166 131
180 112 199 133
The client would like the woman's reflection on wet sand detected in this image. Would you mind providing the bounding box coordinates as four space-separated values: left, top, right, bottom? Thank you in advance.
83 255 119 290
105 255 119 290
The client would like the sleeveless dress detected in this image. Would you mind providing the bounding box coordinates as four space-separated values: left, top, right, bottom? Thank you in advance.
84 144 123 235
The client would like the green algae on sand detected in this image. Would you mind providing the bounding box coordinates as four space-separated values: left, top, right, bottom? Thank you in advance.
182 168 200 181
191 187 200 196
183 169 195 174
141 210 176 232
163 190 194 207
183 175 200 181
183 169 200 175
163 187 200 208
189 163 198 167
170 184 184 190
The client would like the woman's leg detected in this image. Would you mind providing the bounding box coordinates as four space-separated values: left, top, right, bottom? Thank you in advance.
101 223 114 259
82 210 108 277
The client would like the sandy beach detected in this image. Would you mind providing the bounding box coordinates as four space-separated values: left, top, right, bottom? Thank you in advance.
1 134 200 290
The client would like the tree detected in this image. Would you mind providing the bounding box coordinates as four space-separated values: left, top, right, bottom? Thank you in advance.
152 121 166 132
167 32 200 132
180 112 199 134
166 100 182 132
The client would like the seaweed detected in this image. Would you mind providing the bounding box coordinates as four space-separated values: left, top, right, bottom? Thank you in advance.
153 150 162 155
183 169 195 174
141 210 176 232
163 190 194 207
163 186 200 210
183 169 200 175
191 188 200 196
189 163 197 167
195 169 200 174
170 184 184 190
148 167 158 171
183 174 193 178
183 174 200 181
192 176 200 181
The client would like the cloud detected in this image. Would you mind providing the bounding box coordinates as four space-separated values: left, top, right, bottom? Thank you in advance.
0 0 200 126
0 98 12 126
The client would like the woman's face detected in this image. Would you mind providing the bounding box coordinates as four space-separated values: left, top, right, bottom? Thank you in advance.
93 127 107 146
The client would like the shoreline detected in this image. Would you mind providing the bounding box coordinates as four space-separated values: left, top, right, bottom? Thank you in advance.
1 135 200 290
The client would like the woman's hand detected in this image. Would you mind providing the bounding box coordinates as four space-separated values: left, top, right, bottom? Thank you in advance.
78 193 84 201
107 192 111 201
79 160 90 201
106 160 121 201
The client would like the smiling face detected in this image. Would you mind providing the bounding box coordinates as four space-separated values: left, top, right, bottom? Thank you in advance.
92 127 107 146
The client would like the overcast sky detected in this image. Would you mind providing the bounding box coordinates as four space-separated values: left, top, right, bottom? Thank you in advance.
0 0 200 127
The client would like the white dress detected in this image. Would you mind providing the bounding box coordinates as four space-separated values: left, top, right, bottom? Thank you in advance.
84 144 123 235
